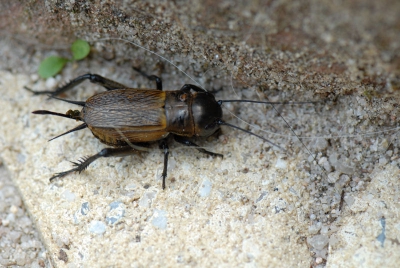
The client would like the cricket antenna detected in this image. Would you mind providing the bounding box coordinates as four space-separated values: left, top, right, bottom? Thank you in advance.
216 119 286 152
215 99 318 150
218 100 318 105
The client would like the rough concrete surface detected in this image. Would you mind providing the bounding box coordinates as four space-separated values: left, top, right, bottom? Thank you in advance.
0 0 399 267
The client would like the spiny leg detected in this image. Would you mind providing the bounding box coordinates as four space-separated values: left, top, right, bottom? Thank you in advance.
49 146 135 182
174 135 223 158
132 67 163 90
25 74 128 97
159 139 169 189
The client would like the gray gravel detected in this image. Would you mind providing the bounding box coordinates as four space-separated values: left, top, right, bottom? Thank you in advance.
0 165 49 267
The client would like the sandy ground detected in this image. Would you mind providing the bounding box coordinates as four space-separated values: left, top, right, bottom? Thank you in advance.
1 1 400 267
0 56 399 268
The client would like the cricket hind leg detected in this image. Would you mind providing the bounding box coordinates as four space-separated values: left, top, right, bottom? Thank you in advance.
25 74 128 97
49 146 138 182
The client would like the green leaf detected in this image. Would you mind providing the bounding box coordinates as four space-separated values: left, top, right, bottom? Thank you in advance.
71 39 90 60
38 56 68 78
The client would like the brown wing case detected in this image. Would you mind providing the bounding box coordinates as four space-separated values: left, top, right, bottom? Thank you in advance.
83 89 169 145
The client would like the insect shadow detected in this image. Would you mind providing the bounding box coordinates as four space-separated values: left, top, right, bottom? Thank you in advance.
26 67 315 189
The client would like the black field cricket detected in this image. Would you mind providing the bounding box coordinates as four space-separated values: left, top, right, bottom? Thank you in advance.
26 68 312 189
